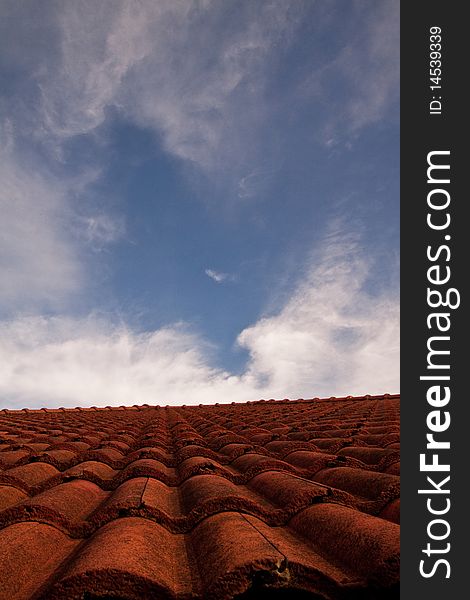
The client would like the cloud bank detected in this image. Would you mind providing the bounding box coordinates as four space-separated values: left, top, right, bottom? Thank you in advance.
1 232 398 409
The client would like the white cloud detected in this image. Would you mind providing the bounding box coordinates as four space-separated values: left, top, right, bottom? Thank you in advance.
1 0 400 177
0 135 121 313
339 0 399 133
28 0 300 173
39 0 157 139
238 228 399 397
0 143 83 312
0 228 398 409
237 168 274 199
78 214 125 249
205 269 232 284
300 0 399 145
2 1 398 173
0 316 258 408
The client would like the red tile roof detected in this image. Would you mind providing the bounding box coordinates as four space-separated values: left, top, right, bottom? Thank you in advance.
0 394 400 599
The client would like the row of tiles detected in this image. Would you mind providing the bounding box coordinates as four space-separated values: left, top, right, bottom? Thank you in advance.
0 462 400 534
1 401 399 463
0 437 399 468
0 400 400 530
0 397 399 432
0 398 400 599
1 393 399 412
0 507 399 599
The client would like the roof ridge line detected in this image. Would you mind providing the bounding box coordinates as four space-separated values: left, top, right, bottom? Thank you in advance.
0 393 400 413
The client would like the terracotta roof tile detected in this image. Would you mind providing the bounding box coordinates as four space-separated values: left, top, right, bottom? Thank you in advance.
0 522 79 600
313 467 400 503
289 504 399 584
0 393 400 599
44 517 196 599
0 486 28 512
1 462 60 492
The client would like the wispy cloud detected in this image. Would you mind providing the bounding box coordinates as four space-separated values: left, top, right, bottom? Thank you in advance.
78 214 125 250
205 269 233 284
237 168 274 199
6 0 301 176
343 0 400 132
0 225 398 409
238 224 399 397
1 0 398 174
0 132 121 314
300 0 399 146
0 142 83 313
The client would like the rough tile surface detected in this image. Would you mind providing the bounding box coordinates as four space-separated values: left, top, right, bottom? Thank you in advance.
0 394 400 599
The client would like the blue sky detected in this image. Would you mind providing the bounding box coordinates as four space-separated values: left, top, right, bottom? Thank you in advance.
0 0 399 408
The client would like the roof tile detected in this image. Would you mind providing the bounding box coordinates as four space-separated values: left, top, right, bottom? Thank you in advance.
43 517 196 599
0 523 79 600
290 504 399 584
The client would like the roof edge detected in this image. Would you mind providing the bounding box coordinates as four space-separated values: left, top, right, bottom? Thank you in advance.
0 393 400 414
